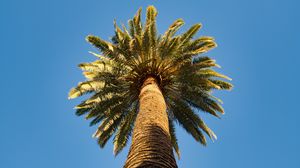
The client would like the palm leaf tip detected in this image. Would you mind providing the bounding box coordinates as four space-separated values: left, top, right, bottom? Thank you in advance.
211 132 217 141
147 5 157 16
86 35 96 43
68 87 80 99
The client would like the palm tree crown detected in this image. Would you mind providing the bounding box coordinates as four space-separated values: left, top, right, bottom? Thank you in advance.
69 6 232 156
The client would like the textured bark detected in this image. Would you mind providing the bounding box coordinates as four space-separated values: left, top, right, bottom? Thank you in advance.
124 76 178 168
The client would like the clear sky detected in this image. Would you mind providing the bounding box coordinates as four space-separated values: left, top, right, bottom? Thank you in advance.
1 0 299 168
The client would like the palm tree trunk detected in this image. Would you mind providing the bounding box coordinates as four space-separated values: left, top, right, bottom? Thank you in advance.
124 76 178 168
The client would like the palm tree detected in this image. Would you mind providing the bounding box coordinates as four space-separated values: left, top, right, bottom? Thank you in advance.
69 6 232 168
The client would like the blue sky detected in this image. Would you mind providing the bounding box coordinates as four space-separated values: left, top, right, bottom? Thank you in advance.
1 0 299 167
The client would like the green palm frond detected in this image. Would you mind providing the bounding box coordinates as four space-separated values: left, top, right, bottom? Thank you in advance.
69 6 232 156
209 79 233 90
94 94 137 148
145 6 157 48
179 23 202 47
133 8 142 37
86 36 116 58
169 118 180 158
181 89 223 118
113 101 138 155
68 81 105 99
172 98 217 141
169 98 207 145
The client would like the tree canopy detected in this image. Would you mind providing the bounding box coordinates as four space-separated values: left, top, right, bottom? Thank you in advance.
69 6 233 156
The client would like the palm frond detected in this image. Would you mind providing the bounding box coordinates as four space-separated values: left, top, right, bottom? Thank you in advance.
209 79 233 90
68 81 104 99
179 23 202 46
86 35 116 58
85 94 126 120
169 119 180 158
133 8 142 37
145 6 158 48
197 69 232 80
181 90 223 117
96 112 123 148
160 19 184 42
169 98 207 145
94 95 137 148
174 98 217 140
113 101 138 155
